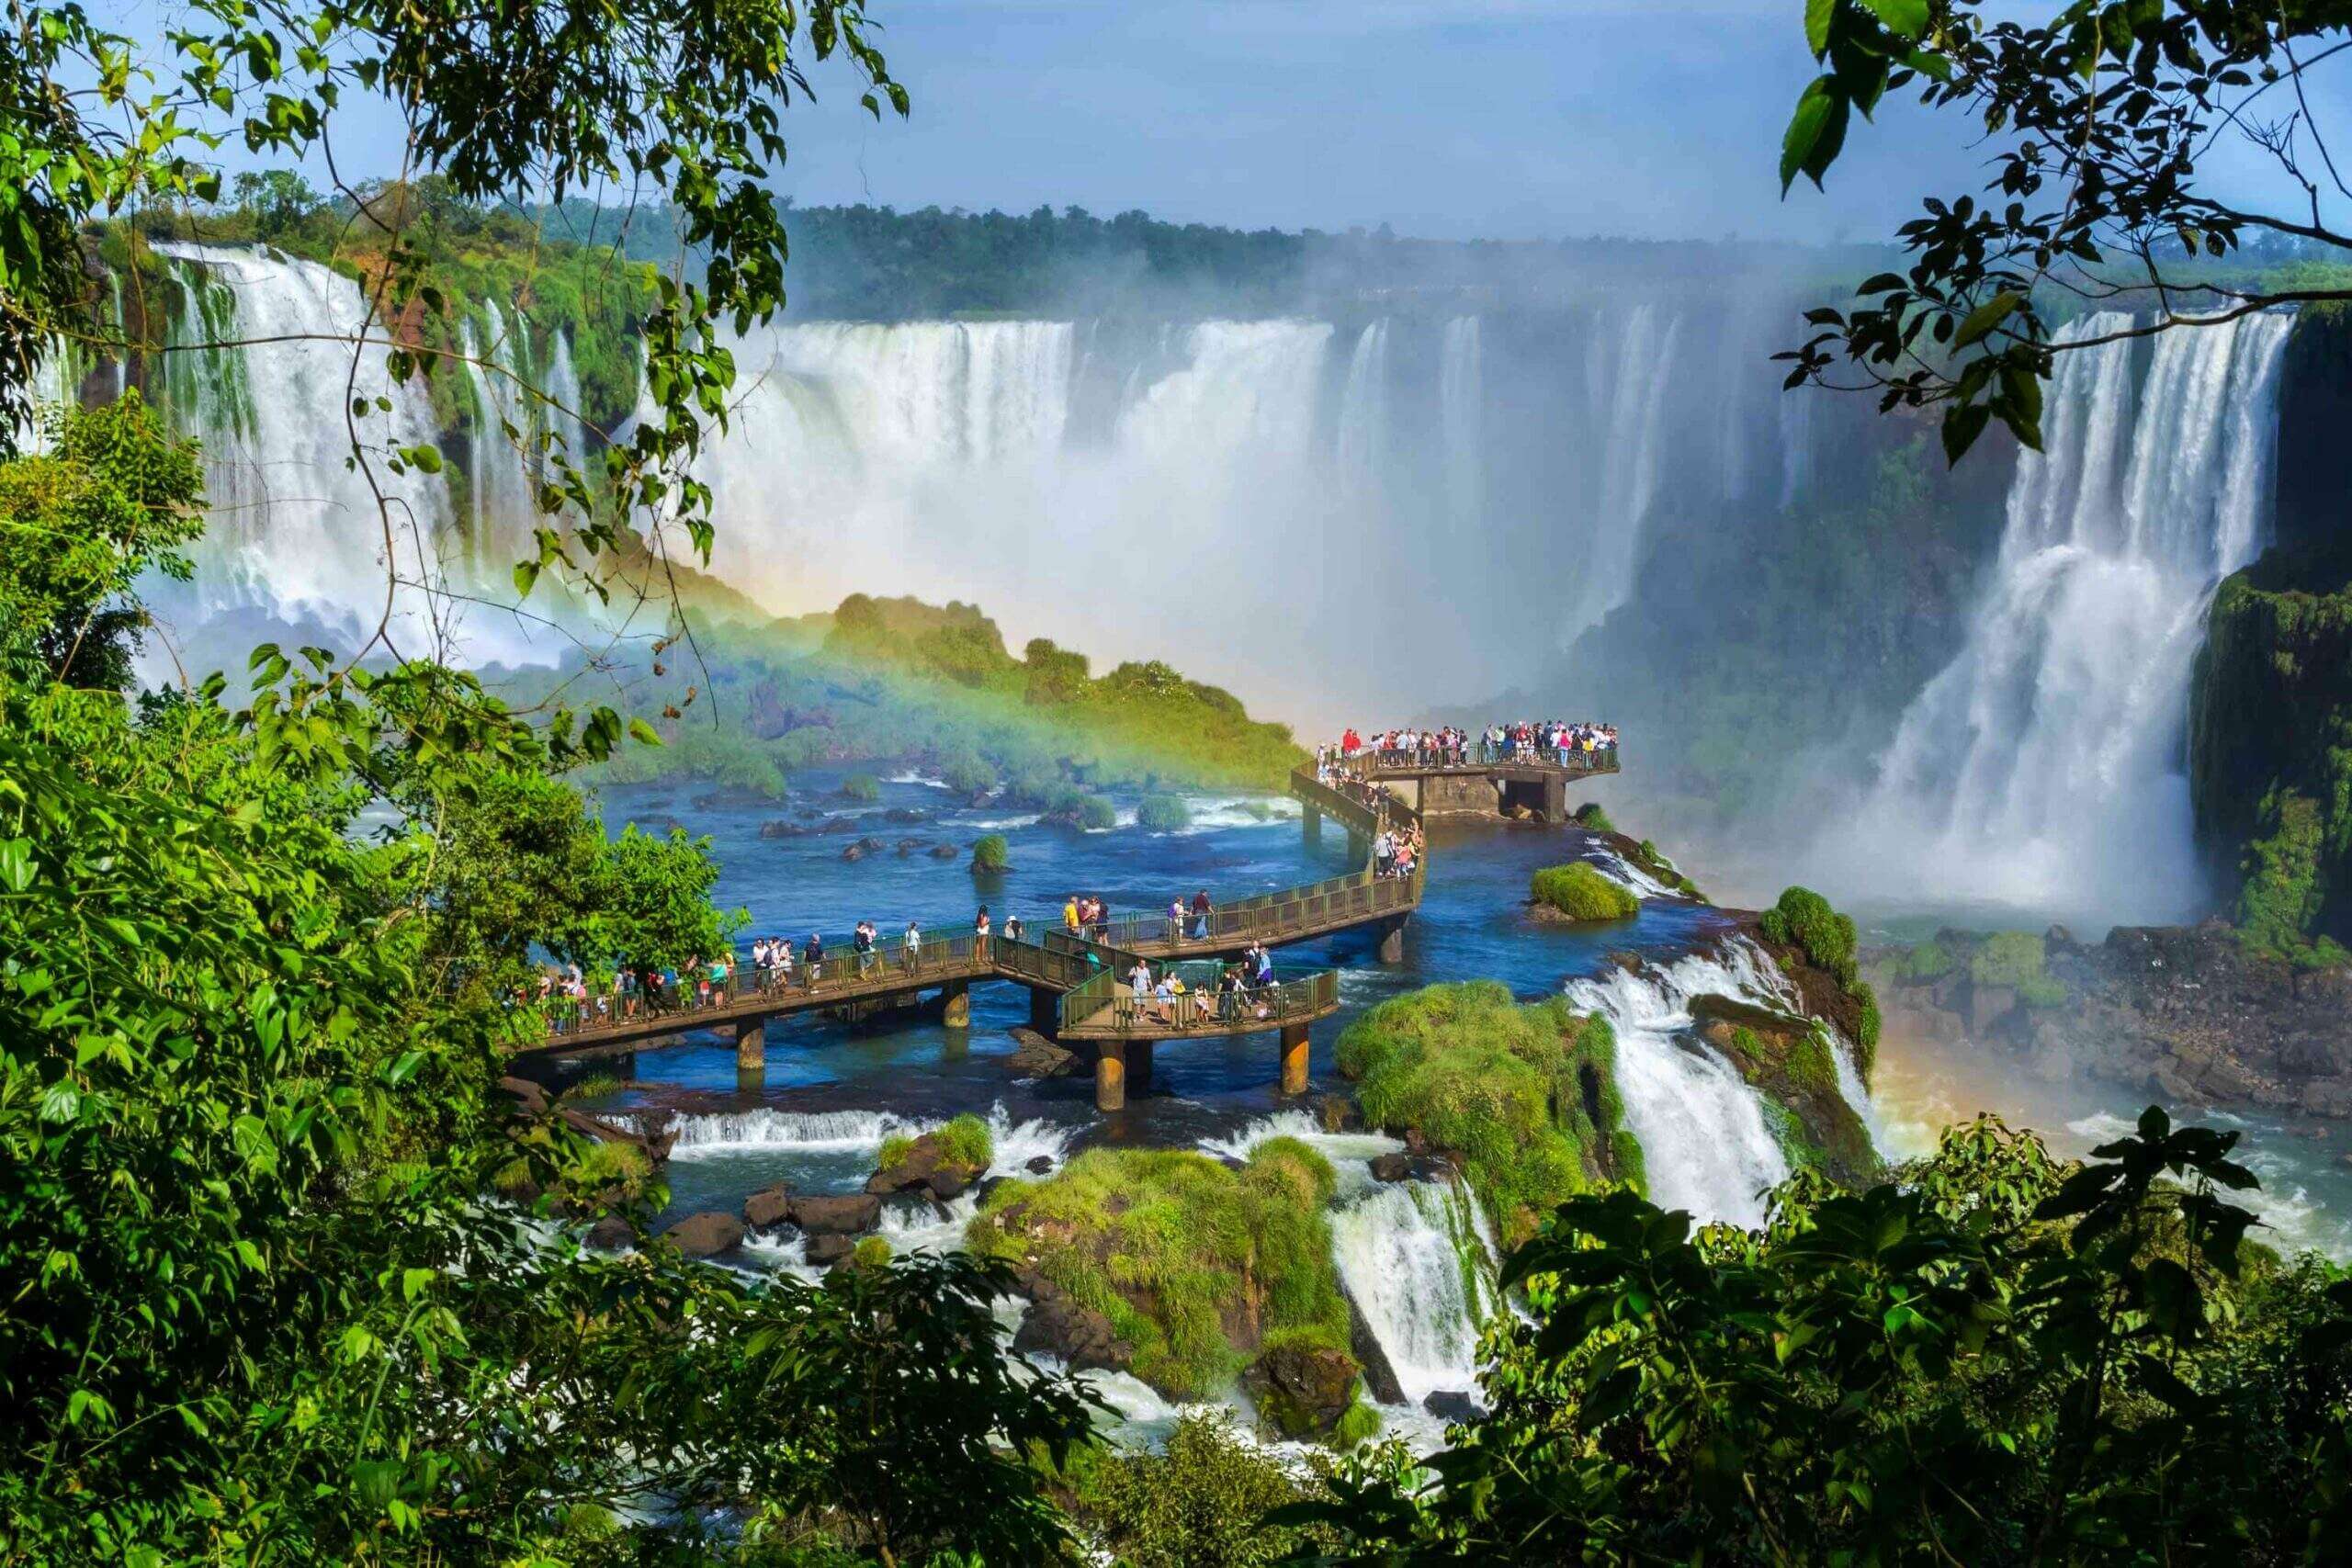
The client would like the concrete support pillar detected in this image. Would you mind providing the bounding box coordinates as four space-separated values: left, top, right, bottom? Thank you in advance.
1377 918 1407 964
1095 1041 1127 1112
1028 985 1059 1035
1303 806 1321 845
1543 774 1568 825
735 1017 766 1072
1279 1022 1310 1096
1128 1038 1155 1092
942 979 971 1029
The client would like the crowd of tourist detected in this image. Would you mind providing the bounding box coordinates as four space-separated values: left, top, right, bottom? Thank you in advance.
1316 721 1618 773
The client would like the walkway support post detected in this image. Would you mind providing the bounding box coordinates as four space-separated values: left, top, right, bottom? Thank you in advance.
1377 917 1406 964
1543 774 1568 825
1129 1039 1155 1092
1027 986 1058 1035
736 1017 766 1072
1304 806 1321 846
942 980 971 1029
1279 1022 1310 1096
1095 1040 1127 1111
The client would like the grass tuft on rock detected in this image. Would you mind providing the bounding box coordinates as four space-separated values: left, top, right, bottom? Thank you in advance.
1335 980 1634 1246
969 834 1010 872
1572 801 1616 834
1531 863 1639 922
934 1112 993 1173
967 1141 1354 1404
1136 794 1192 832
839 773 882 803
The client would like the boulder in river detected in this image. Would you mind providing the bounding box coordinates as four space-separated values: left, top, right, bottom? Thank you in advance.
821 817 860 835
896 837 925 855
1024 1155 1056 1175
583 1215 634 1251
759 819 817 839
787 1193 881 1235
928 843 960 860
1368 1151 1454 1183
1245 1343 1363 1439
663 1211 746 1258
742 1182 794 1231
1012 1275 1132 1372
865 1129 988 1201
1004 1027 1081 1079
1422 1390 1483 1424
882 807 928 824
804 1234 855 1267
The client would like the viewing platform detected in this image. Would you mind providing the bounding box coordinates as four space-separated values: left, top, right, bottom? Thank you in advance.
1340 748 1617 822
518 763 1422 1109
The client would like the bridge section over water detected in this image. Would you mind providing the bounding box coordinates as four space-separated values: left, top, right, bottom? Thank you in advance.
521 751 1614 1107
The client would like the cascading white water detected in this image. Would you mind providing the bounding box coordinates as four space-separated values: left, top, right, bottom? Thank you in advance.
1843 310 2294 923
1563 302 1684 647
1564 948 1798 1229
1329 1178 1499 1406
1440 316 1484 530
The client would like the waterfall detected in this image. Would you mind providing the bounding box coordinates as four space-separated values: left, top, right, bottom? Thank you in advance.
1336 319 1392 486
140 243 540 666
1563 302 1683 647
1845 310 2294 923
1564 949 1798 1230
1329 1178 1498 1407
1441 316 1484 529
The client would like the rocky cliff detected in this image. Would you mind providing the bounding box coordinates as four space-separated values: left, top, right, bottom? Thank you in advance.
1870 925 2352 1118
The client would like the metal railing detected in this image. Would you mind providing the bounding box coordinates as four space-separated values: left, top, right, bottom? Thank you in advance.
1059 963 1338 1036
1351 745 1621 773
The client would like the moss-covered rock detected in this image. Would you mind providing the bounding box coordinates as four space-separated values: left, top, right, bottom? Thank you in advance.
1335 981 1636 1246
2189 543 2352 957
969 833 1011 873
1136 793 1192 832
1688 995 1877 1187
967 1141 1363 1432
1529 863 1639 923
1752 886 1882 1077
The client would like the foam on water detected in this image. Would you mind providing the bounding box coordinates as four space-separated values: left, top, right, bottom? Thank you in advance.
1330 1178 1498 1407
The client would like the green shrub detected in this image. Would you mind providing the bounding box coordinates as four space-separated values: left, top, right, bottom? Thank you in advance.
969 834 1010 872
940 754 997 795
1136 794 1192 832
1059 1410 1331 1566
840 773 882 803
1573 802 1616 834
1901 941 1955 983
1758 886 1860 987
849 1235 894 1269
1530 863 1639 922
933 1112 993 1174
966 1142 1350 1401
2018 974 2069 1010
1969 931 2046 989
1076 794 1117 831
1335 981 1631 1245
876 1133 915 1172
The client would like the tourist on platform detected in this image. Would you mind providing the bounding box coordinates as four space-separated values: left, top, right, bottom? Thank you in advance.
1004 912 1025 943
1168 896 1186 943
1063 894 1081 934
1128 958 1152 1002
1191 888 1213 941
775 939 794 989
974 905 992 962
804 933 824 987
853 921 876 978
902 919 922 972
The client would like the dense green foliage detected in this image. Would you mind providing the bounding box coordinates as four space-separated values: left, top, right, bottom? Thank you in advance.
1337 982 1638 1246
1051 1411 1333 1567
0 393 202 693
2192 540 2352 963
0 416 1100 1562
840 772 882 803
967 1142 1363 1424
969 833 1011 872
1136 793 1192 832
1571 801 1616 834
1284 1109 2352 1562
1530 862 1640 922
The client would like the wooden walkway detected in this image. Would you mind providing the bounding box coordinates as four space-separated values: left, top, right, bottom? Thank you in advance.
519 750 1610 1106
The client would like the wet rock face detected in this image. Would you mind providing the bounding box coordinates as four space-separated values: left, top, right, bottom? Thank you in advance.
787 1194 882 1235
663 1212 746 1258
584 1216 635 1251
804 1233 854 1267
865 1132 986 1202
1368 1151 1455 1183
1012 1275 1131 1373
1422 1390 1482 1424
1004 1028 1081 1079
742 1183 794 1231
1244 1344 1361 1438
1869 921 2352 1117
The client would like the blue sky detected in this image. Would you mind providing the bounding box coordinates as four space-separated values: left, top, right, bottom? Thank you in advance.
112 0 2347 243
